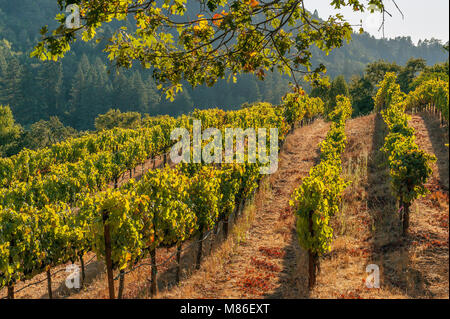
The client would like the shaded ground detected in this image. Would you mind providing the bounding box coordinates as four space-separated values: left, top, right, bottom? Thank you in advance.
311 113 448 299
159 119 330 299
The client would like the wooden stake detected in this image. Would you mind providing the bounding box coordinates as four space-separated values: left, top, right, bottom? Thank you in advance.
150 249 158 297
7 284 14 299
223 217 229 238
196 229 204 270
80 254 85 288
308 210 317 289
402 201 410 237
308 251 317 289
118 270 125 299
102 210 115 299
176 243 182 285
209 224 217 254
238 197 245 215
7 252 14 299
47 269 53 299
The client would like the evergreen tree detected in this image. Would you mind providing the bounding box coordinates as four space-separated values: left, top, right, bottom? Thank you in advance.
36 61 63 116
68 55 97 129
159 89 194 117
328 75 349 109
0 104 22 156
397 58 426 93
349 76 374 115
0 57 23 111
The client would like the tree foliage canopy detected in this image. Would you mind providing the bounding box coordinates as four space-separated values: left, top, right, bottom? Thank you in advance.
0 105 22 156
33 0 385 98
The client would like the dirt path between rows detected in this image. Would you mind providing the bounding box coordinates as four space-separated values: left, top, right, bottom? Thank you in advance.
160 119 330 299
311 113 448 299
409 113 449 190
1 119 330 299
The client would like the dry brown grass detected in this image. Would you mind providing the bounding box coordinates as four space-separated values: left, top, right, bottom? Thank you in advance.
159 119 331 299
311 113 449 299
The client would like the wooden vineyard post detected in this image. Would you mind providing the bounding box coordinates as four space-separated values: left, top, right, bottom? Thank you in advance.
47 269 53 299
223 216 229 238
224 197 239 237
7 246 14 299
209 224 217 255
308 210 317 289
196 228 204 270
7 284 14 299
79 254 86 288
238 197 245 216
401 200 410 237
150 249 158 297
102 210 115 299
118 270 125 299
175 243 182 285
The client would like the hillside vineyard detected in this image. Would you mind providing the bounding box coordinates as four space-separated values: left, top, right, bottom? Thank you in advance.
1 77 447 298
0 0 448 302
1 95 321 298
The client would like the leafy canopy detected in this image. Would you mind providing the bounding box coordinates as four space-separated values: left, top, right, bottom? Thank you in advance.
32 0 384 99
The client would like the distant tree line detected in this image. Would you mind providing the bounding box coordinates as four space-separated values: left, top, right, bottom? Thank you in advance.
311 57 449 116
1 0 448 130
0 0 449 157
2 55 448 157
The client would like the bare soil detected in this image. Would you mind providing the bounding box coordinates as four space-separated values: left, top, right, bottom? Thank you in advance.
312 113 449 299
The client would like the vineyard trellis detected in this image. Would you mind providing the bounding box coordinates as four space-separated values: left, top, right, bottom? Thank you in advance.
0 91 323 299
290 95 352 289
375 72 437 236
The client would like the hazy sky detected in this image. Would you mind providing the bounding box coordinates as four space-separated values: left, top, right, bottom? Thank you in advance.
303 0 449 44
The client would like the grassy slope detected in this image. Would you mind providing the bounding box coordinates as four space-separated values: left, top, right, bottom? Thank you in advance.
312 113 448 299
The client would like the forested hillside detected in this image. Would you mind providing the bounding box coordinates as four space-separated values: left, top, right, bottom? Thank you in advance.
0 0 447 132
